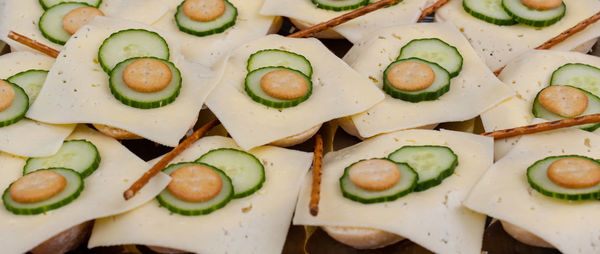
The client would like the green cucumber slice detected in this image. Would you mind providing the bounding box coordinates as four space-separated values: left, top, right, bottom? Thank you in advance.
463 0 517 26
39 0 101 10
245 66 313 109
196 148 265 199
7 69 49 104
247 49 313 77
3 168 84 215
527 155 600 200
368 0 401 6
382 58 451 103
340 159 418 204
502 0 565 27
0 81 29 128
388 145 458 191
39 2 91 46
98 29 170 73
157 162 234 216
24 140 101 178
532 85 600 131
311 0 368 11
174 0 237 37
550 63 600 98
398 38 463 78
109 57 181 109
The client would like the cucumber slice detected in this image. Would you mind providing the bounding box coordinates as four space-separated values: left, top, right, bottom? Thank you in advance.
340 159 418 204
98 29 170 73
311 0 368 11
157 162 233 216
502 0 565 27
527 155 600 200
39 0 101 10
247 49 313 77
0 81 29 128
39 2 91 45
382 58 451 103
463 0 516 26
368 0 401 6
550 63 600 98
398 38 463 78
196 148 265 199
3 168 83 215
24 140 101 178
109 57 181 109
174 0 237 37
388 145 458 192
532 86 600 131
245 66 313 108
7 69 49 104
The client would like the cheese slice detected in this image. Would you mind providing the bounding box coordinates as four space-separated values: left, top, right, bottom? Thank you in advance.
260 0 435 43
436 0 600 71
0 125 170 254
152 0 277 67
343 22 513 138
0 51 75 157
25 16 225 147
464 128 600 254
0 0 169 52
88 135 313 254
294 129 492 254
205 34 385 150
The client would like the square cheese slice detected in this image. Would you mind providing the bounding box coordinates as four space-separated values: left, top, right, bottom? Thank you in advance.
0 125 170 254
294 129 492 254
25 16 225 147
464 128 600 254
342 22 513 138
260 0 435 43
88 135 313 254
0 51 75 157
205 34 385 150
436 0 600 70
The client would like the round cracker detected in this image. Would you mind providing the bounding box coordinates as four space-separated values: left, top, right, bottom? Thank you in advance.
123 58 172 93
520 0 562 10
349 159 401 191
167 165 223 202
547 157 600 189
62 7 104 35
183 0 226 22
538 85 588 118
260 69 309 100
9 170 67 203
386 61 435 91
0 80 15 112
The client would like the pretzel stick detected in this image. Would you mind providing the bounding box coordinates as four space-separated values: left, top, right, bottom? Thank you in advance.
309 134 323 216
123 119 219 200
481 113 600 139
7 31 59 58
418 0 451 22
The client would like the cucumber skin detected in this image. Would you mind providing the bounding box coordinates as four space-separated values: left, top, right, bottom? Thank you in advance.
527 155 600 201
245 66 313 109
462 0 517 26
0 81 29 128
388 145 458 192
311 0 369 11
532 85 600 132
397 38 464 78
97 29 170 74
246 49 314 78
3 168 84 215
39 0 102 10
174 0 237 37
339 158 418 204
382 58 451 103
38 2 92 46
23 139 101 178
502 0 566 27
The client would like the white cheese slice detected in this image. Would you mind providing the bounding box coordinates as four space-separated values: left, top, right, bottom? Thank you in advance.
343 22 513 138
88 135 313 254
294 129 492 254
260 0 435 43
0 0 169 53
436 0 600 71
205 34 385 150
0 125 170 254
0 51 75 157
152 0 277 67
25 16 225 147
464 128 600 254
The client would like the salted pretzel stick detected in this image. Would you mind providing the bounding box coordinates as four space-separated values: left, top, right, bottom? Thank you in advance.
8 31 59 58
482 113 600 139
309 134 324 216
123 119 220 200
418 0 451 22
